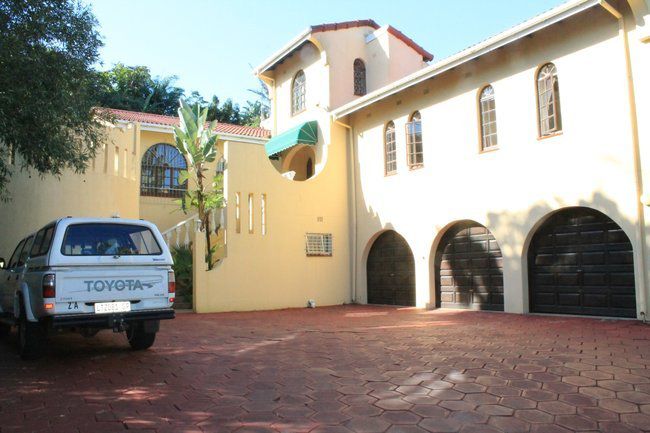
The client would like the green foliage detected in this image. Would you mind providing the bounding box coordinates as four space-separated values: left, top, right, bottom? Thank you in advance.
98 63 184 115
173 99 225 269
186 93 242 125
178 173 225 213
0 0 106 199
171 245 192 303
241 101 265 127
98 68 270 127
246 79 271 123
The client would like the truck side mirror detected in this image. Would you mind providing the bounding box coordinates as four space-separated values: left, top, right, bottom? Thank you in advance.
0 258 5 269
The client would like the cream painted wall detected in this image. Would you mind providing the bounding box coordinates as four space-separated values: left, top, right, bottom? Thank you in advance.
302 26 427 112
266 25 427 135
349 5 649 318
194 123 351 312
0 124 220 258
0 124 140 257
387 32 427 86
265 25 427 182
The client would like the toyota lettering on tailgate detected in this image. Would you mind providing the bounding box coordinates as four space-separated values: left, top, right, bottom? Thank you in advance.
84 279 158 292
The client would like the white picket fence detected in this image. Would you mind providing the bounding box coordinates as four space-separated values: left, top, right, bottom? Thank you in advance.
162 207 226 248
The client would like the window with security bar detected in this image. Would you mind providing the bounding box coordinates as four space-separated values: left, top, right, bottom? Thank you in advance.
384 121 397 175
305 233 332 256
537 63 562 137
405 111 424 167
353 58 366 96
140 143 188 198
479 85 498 150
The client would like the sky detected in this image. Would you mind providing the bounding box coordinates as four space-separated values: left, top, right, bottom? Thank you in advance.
88 0 565 105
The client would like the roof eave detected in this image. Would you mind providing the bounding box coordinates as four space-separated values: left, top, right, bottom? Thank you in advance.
332 0 600 119
254 28 312 76
116 119 269 144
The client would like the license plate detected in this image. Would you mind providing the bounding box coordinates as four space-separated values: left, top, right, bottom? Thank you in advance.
94 301 131 314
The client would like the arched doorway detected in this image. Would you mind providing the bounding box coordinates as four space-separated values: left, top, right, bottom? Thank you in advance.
366 231 415 306
528 207 636 318
435 221 504 310
281 145 316 181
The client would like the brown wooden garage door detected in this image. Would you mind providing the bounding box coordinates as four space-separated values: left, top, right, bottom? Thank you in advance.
367 231 415 306
436 222 504 311
529 207 636 318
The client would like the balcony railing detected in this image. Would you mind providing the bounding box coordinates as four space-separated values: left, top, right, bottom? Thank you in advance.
161 207 226 249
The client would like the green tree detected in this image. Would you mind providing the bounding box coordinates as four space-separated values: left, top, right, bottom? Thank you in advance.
173 100 224 270
0 0 106 199
241 100 264 127
243 79 270 127
98 63 184 115
214 98 241 124
186 94 244 125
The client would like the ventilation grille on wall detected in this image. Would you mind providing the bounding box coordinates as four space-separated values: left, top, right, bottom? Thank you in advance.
305 233 333 256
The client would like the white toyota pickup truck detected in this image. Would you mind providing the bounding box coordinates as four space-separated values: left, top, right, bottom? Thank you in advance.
0 217 175 359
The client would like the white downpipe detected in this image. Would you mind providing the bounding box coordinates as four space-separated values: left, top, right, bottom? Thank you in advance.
599 0 648 319
334 118 357 303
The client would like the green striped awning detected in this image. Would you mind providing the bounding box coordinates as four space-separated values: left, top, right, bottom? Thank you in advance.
265 121 318 157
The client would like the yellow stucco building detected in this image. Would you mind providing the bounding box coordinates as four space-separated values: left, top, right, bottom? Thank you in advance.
2 0 650 320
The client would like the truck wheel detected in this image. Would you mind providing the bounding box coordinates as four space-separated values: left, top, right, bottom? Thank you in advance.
126 323 156 350
18 310 42 360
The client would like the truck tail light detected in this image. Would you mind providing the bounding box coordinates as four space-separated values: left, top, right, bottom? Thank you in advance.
168 270 176 302
43 274 56 298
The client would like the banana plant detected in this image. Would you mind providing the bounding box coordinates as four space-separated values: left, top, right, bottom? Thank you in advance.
173 99 224 269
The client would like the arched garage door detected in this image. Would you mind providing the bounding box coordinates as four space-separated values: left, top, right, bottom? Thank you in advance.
529 207 636 318
435 222 504 311
367 231 415 306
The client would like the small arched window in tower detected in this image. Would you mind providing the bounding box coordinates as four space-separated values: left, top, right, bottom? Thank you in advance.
291 70 306 115
537 63 562 137
405 111 423 168
140 143 187 197
306 158 314 179
353 59 366 96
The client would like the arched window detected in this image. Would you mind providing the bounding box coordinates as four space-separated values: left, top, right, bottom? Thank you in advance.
479 85 498 150
291 70 306 115
384 121 397 175
405 111 423 168
140 143 187 197
537 63 562 137
353 58 366 96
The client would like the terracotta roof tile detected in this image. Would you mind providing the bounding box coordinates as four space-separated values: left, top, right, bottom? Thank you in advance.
385 25 433 62
102 108 270 139
311 19 379 33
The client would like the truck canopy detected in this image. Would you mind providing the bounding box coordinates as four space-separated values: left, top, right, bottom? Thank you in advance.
47 218 173 267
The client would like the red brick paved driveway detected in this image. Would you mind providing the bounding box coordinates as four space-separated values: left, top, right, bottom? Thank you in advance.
1 306 650 433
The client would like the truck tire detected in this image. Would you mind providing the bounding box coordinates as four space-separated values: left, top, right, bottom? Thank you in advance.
126 322 156 350
18 309 42 360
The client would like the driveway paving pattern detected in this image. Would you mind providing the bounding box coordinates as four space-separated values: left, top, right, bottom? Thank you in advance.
1 306 650 433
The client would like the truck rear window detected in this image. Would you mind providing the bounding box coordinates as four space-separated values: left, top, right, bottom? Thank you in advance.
61 223 163 256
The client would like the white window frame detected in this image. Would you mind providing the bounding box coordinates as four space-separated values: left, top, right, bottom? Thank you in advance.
537 63 562 137
305 233 333 257
384 122 397 175
479 85 498 150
